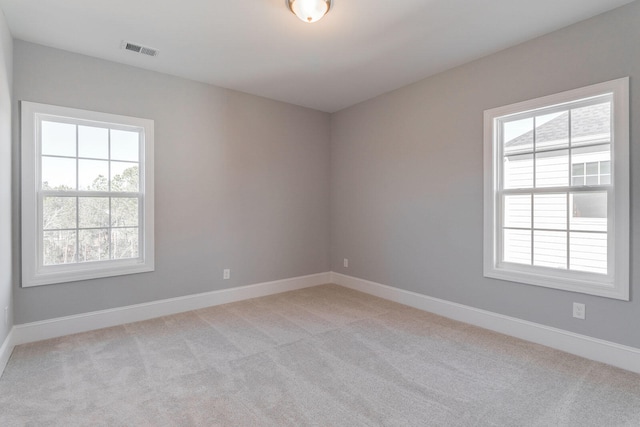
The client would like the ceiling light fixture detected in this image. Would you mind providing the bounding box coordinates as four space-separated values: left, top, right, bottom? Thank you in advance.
287 0 332 24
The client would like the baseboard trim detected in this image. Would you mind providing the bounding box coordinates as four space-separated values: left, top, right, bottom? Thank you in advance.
7 271 638 376
330 272 640 374
12 272 330 347
0 327 15 377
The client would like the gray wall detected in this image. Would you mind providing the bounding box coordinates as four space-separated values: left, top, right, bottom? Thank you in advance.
0 10 12 344
13 41 331 324
331 1 640 348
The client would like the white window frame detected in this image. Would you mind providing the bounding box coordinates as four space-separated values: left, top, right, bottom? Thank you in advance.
21 101 155 287
483 77 629 300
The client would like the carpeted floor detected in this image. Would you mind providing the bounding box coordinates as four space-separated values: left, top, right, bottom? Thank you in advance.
1 284 639 426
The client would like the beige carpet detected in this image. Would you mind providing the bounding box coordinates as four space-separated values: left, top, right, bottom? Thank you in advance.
1 284 639 426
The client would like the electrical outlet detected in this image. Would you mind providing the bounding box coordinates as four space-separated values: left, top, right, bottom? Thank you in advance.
223 269 230 280
573 302 586 320
343 258 349 268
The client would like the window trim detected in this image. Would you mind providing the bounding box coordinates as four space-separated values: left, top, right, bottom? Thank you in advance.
483 77 629 300
21 101 155 287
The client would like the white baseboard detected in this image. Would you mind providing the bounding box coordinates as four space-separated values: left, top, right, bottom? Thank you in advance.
330 272 640 374
0 327 15 376
12 272 330 347
5 271 638 377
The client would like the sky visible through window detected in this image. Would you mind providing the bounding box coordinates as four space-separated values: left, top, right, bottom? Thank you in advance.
502 112 564 142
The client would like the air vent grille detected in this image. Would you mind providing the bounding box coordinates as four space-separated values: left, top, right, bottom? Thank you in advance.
122 41 159 57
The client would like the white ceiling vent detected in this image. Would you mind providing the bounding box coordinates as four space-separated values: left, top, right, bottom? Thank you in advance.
121 41 159 57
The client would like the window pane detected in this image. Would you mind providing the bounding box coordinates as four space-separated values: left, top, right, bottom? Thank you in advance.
43 230 77 265
79 159 109 191
43 197 76 230
41 121 76 157
503 229 531 265
536 149 568 188
572 144 610 166
533 230 567 269
534 194 567 230
535 111 568 150
572 145 610 189
111 129 139 161
42 156 76 190
571 102 611 146
572 163 584 177
570 232 607 274
504 153 533 189
112 197 138 227
78 126 108 159
111 163 139 192
504 195 531 229
503 118 533 154
572 177 585 186
585 162 598 175
79 197 110 228
78 229 110 262
112 228 139 259
570 192 607 232
586 176 599 186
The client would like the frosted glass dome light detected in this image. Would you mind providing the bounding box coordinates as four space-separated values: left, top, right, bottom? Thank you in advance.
287 0 332 23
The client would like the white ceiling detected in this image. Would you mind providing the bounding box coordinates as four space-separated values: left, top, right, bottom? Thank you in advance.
0 0 634 112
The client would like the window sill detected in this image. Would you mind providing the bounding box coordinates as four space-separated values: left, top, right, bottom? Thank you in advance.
484 265 628 301
23 260 154 288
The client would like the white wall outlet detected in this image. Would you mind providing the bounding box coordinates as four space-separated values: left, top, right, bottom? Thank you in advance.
573 302 586 320
343 258 349 268
223 269 230 280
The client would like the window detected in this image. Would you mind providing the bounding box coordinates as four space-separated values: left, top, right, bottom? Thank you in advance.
483 78 629 300
21 102 154 287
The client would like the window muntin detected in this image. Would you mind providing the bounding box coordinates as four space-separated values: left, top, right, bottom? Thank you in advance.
22 102 154 287
484 78 629 300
